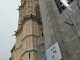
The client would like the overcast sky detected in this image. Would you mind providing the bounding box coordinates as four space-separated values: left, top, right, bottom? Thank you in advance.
0 0 68 60
0 0 20 60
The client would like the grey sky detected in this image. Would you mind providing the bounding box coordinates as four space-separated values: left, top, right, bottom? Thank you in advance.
0 0 20 60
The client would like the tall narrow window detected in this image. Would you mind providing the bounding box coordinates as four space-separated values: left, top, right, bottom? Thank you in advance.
36 8 38 17
42 32 43 37
36 7 41 19
29 52 30 59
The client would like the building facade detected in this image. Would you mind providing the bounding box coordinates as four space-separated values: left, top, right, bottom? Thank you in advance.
39 0 80 60
10 0 80 60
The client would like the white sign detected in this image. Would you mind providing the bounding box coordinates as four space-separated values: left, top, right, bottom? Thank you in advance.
44 42 62 60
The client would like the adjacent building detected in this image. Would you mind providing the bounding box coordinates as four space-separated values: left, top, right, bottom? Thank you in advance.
39 0 80 60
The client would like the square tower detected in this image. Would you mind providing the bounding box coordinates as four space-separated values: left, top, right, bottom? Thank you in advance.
10 0 43 60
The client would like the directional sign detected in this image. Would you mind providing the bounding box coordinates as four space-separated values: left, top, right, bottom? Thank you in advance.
44 42 62 60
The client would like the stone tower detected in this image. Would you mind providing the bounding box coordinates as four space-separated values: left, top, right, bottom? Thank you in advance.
10 0 43 60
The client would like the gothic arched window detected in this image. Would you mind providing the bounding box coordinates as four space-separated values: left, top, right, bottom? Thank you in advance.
55 0 73 14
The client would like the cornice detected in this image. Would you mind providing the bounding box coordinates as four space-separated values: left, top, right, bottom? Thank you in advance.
11 44 16 53
14 14 41 36
21 50 38 57
15 44 22 51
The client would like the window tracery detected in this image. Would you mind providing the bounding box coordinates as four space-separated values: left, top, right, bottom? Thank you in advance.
55 0 73 14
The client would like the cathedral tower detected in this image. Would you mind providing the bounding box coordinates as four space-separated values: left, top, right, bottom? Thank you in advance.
10 0 43 60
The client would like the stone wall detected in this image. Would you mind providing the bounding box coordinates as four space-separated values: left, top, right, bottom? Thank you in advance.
39 0 80 60
37 37 45 60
